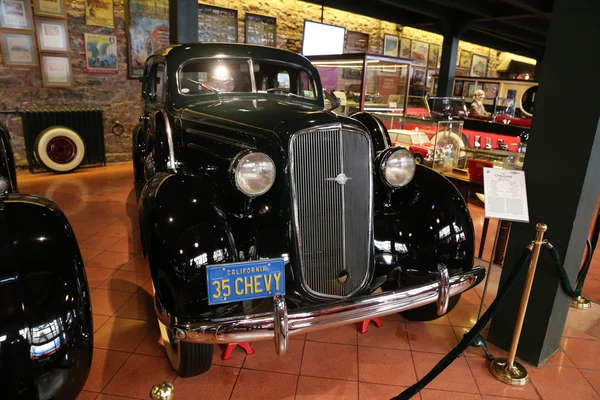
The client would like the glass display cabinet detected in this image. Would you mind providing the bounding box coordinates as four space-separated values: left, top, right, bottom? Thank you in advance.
308 53 411 118
438 146 525 182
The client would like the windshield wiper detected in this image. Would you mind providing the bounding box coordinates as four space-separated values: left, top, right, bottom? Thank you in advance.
186 78 220 94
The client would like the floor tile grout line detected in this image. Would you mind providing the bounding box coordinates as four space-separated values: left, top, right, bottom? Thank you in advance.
292 340 307 399
98 351 135 396
578 369 600 397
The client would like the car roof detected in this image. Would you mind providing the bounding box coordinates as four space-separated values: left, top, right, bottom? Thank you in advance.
387 129 427 136
155 43 317 72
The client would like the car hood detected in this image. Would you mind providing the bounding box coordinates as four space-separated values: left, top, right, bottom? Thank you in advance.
180 96 343 135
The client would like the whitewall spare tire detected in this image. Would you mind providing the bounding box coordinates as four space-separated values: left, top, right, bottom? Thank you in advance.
34 126 86 173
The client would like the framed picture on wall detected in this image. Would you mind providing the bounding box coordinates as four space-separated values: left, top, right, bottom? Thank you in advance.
459 50 472 68
126 0 169 78
464 82 476 98
453 80 464 96
0 0 33 31
33 0 66 18
383 34 398 57
428 44 440 68
40 54 72 87
35 18 68 52
410 40 428 67
426 69 436 88
198 4 237 43
344 30 369 53
412 67 426 86
455 68 470 76
245 13 276 47
483 82 499 98
0 32 37 66
470 54 488 77
85 0 113 27
84 33 118 74
399 37 411 58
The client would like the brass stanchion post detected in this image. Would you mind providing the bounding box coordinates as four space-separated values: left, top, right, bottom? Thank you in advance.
570 295 592 310
150 381 174 400
489 223 547 386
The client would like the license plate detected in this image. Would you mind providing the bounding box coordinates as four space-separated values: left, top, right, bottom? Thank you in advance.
206 259 285 305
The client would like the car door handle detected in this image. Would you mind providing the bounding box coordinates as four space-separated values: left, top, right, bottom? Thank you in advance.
139 116 149 122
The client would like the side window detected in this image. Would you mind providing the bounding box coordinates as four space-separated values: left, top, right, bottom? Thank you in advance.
155 64 166 103
398 134 410 144
298 71 315 99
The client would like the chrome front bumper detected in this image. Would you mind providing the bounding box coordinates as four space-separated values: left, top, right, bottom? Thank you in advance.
155 264 485 356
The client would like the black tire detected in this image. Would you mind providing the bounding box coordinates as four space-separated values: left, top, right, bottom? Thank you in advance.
414 153 424 164
401 294 461 321
158 318 213 377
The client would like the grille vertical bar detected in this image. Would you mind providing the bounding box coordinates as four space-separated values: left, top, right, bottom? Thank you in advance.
290 127 372 298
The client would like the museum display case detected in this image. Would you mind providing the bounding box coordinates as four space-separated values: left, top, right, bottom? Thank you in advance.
308 53 411 117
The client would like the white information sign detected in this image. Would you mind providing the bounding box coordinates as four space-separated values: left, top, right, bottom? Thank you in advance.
483 168 529 223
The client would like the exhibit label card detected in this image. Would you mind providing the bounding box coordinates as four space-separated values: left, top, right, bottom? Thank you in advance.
483 168 529 223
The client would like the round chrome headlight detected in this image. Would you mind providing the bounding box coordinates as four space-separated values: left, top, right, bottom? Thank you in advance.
380 148 416 188
232 152 276 196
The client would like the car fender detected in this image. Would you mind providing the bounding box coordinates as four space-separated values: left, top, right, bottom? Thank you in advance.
374 165 475 284
0 194 92 400
350 112 392 153
139 172 239 317
0 122 17 192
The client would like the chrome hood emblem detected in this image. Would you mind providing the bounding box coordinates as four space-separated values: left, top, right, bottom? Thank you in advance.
325 173 352 185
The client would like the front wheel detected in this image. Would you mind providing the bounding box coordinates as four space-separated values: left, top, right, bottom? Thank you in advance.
401 294 461 321
158 318 213 377
413 153 424 164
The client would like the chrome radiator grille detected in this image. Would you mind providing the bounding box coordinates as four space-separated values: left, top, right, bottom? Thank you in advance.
290 127 373 298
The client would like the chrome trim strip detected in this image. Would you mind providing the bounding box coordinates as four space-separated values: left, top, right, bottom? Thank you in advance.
436 263 450 316
248 58 256 93
159 110 177 173
157 266 485 347
338 129 347 273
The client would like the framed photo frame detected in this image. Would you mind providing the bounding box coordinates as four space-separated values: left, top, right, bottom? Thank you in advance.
198 4 238 43
245 13 276 47
453 80 464 96
458 50 472 68
426 69 436 88
410 40 428 67
342 67 362 79
344 30 369 53
84 33 118 74
464 82 476 98
40 54 71 87
483 82 499 98
428 44 440 68
383 34 398 57
0 0 33 31
455 68 470 77
126 0 169 78
35 18 68 52
412 67 426 86
33 0 66 18
85 0 113 27
470 54 488 77
0 32 37 66
399 37 411 58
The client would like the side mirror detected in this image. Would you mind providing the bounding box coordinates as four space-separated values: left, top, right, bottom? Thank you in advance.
323 90 341 112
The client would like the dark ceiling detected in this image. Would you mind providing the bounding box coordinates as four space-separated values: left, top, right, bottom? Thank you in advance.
303 0 552 59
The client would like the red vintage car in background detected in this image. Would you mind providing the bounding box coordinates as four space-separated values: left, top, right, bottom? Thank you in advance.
388 129 436 164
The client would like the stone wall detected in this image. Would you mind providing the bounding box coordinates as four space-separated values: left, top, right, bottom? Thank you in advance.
0 0 536 167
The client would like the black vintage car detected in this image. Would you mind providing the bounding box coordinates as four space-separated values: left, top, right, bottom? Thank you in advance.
133 43 485 377
0 123 93 399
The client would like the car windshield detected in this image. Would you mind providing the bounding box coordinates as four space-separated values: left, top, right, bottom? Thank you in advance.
179 58 317 99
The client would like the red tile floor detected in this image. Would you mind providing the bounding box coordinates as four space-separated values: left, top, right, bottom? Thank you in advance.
15 163 600 400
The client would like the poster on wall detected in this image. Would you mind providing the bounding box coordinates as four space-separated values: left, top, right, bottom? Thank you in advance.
399 37 411 58
126 0 169 78
36 18 68 52
198 4 237 43
428 44 440 68
344 31 368 53
85 33 118 74
410 40 428 67
383 34 398 57
86 0 114 28
0 0 34 30
0 32 37 66
33 0 66 18
245 13 275 47
459 50 472 68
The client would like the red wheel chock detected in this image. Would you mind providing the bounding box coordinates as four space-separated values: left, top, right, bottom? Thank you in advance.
222 342 255 360
357 317 383 334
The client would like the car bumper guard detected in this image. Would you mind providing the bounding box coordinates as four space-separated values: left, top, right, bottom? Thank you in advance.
155 264 485 356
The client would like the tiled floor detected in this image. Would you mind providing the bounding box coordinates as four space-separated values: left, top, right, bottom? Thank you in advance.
14 163 600 400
